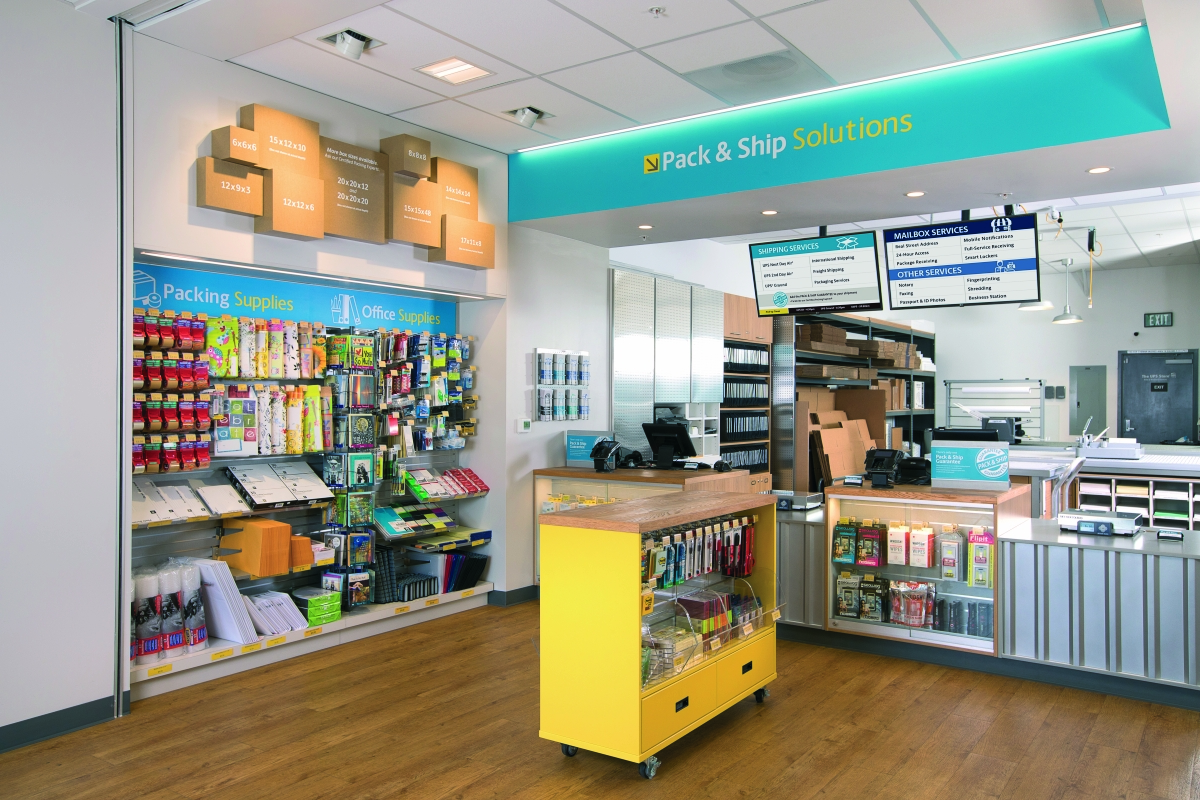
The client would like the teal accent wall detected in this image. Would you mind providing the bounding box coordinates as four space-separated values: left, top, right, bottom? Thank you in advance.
509 27 1167 222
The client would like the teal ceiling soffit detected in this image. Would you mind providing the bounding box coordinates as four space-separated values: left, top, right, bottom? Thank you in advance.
508 25 1167 223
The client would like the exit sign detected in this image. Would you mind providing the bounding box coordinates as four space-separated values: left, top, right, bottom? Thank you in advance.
1145 312 1174 328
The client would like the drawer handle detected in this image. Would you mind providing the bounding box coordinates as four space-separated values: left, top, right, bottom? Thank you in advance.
742 661 753 674
675 696 689 712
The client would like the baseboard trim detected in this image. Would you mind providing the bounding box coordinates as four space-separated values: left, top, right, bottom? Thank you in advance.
0 697 115 754
776 623 1200 712
488 585 539 607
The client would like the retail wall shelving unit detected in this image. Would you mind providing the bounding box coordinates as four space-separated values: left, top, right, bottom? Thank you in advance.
771 314 936 495
1074 469 1200 530
127 254 493 699
539 491 778 779
823 484 1030 655
723 294 773 491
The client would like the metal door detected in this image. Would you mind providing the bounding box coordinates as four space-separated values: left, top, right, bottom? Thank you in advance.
1069 365 1106 435
1118 350 1198 444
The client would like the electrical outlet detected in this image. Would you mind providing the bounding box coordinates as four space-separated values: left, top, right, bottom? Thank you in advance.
515 418 531 433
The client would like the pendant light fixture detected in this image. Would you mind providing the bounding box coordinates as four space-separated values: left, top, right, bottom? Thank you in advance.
1051 259 1082 324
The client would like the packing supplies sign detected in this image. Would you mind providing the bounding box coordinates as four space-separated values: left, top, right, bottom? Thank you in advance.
134 263 453 331
931 442 1009 489
508 26 1167 221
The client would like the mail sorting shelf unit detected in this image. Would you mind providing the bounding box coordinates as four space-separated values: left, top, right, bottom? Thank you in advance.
539 491 778 779
824 484 1030 655
1074 470 1200 530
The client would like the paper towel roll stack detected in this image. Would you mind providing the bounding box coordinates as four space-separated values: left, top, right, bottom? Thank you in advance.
133 570 162 664
181 563 208 653
158 564 185 658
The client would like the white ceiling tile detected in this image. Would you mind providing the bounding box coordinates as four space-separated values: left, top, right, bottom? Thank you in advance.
1111 198 1184 216
135 0 386 61
1183 197 1200 210
1101 0 1146 25
389 0 628 74
1059 207 1116 222
394 100 555 152
763 0 953 83
857 215 930 229
456 78 633 139
1081 232 1136 249
738 0 817 15
918 0 1101 59
1131 230 1196 249
546 52 725 124
232 39 444 115
644 21 786 74
1025 197 1079 209
1114 211 1189 232
1071 187 1165 205
557 0 748 48
298 7 528 97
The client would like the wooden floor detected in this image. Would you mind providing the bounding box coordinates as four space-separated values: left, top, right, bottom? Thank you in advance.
3 601 1200 800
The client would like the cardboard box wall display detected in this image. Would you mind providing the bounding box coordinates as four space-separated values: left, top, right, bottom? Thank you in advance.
196 157 262 216
388 175 442 247
319 136 387 244
255 169 324 239
430 157 478 220
429 214 494 269
379 133 431 180
211 126 260 166
239 104 321 178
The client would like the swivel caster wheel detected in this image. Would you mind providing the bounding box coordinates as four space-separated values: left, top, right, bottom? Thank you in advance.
561 744 578 757
638 756 660 779
755 688 769 704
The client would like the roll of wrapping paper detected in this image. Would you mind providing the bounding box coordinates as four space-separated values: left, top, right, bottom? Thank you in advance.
312 329 327 378
181 563 208 653
286 386 303 454
238 318 255 377
256 385 272 454
321 386 333 450
133 570 162 664
205 316 238 378
284 320 300 379
255 319 268 378
268 319 284 379
158 565 185 658
303 385 322 452
270 387 286 454
299 322 313 379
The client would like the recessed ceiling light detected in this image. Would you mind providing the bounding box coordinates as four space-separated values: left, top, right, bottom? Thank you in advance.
638 225 653 230
905 191 925 198
761 210 778 216
418 57 493 85
1087 166 1111 174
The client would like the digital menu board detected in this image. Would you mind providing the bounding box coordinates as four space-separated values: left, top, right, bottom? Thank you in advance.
884 214 1041 309
749 231 882 316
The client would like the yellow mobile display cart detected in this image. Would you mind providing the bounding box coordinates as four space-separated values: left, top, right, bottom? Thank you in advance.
539 491 779 779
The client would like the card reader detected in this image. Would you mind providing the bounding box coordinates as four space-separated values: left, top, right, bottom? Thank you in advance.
1058 509 1143 536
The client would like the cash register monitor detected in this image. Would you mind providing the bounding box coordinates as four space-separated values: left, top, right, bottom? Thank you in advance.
642 422 697 470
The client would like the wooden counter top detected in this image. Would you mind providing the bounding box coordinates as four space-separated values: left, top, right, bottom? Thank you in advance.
825 483 1031 506
539 491 774 533
533 466 749 486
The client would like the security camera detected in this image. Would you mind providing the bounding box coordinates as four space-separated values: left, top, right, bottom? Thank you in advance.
335 30 369 60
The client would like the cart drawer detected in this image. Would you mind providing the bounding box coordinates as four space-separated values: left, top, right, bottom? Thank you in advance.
641 666 716 751
716 631 775 706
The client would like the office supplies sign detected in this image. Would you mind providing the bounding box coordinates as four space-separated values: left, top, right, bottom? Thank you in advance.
134 263 454 329
884 214 1041 309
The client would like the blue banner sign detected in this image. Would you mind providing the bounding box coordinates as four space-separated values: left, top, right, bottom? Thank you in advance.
133 263 455 330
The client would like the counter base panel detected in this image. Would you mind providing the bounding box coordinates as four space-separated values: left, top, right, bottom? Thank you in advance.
778 622 1200 713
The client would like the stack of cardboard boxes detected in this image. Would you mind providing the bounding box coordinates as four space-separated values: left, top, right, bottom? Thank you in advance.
798 386 888 486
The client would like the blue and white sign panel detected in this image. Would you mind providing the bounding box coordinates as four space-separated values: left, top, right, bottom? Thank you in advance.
884 214 1041 309
749 231 882 316
930 441 1010 490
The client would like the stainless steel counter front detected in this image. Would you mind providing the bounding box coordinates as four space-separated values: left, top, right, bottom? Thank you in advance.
999 519 1200 690
777 507 825 629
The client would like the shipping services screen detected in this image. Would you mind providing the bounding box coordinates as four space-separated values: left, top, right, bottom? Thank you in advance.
749 231 882 316
884 214 1041 309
